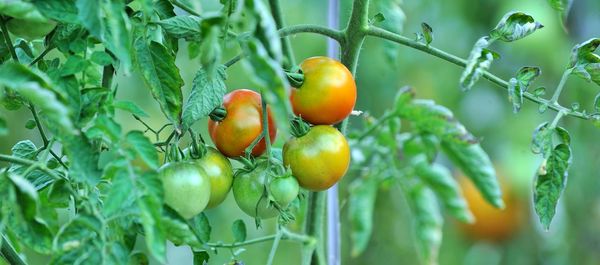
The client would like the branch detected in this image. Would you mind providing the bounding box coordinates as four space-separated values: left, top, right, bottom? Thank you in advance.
365 26 590 121
278 24 344 43
28 46 55 66
1 235 26 265
0 154 64 181
207 228 312 249
0 16 18 62
269 0 296 68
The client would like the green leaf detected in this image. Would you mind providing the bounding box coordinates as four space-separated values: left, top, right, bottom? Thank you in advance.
76 0 103 39
594 93 600 112
0 62 75 134
348 174 379 257
508 66 541 113
157 15 202 40
244 0 282 63
414 158 474 223
182 66 227 129
154 0 176 20
0 116 6 135
490 11 543 42
568 39 600 86
193 251 210 265
460 37 498 91
47 23 87 53
531 122 553 158
134 39 183 126
547 0 573 23
572 63 600 87
60 55 90 76
129 252 149 265
407 184 443 265
421 22 433 45
369 13 385 24
86 115 122 144
126 131 159 170
0 1 47 22
113 100 149 117
534 143 571 230
232 219 247 243
240 38 292 135
137 172 166 263
90 51 114 66
554 126 571 145
198 24 222 78
441 141 504 208
397 99 477 145
188 213 211 243
376 0 405 63
102 164 135 218
32 0 79 24
162 208 203 248
61 134 102 185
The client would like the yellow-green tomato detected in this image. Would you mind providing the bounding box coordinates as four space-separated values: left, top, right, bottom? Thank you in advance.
6 18 57 41
158 162 211 219
233 162 278 219
283 125 350 191
191 148 234 208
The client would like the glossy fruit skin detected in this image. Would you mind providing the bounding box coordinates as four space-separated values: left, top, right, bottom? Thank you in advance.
233 162 278 218
190 148 234 209
290 56 357 125
158 162 211 219
6 19 57 41
459 176 523 241
269 176 299 208
208 89 277 157
283 125 350 191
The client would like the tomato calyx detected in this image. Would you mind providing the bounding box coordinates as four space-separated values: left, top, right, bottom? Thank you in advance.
188 132 208 159
166 143 184 162
285 68 304 88
208 106 227 122
290 116 311 138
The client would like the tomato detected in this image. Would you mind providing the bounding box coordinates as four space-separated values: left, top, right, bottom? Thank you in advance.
158 162 211 219
189 147 234 208
232 162 278 218
290 56 357 125
6 19 57 41
459 175 523 241
283 125 350 191
208 89 277 158
269 175 299 208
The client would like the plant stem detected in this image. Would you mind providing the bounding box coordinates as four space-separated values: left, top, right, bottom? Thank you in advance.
340 0 369 74
550 110 566 128
170 0 200 16
0 154 64 181
260 91 272 157
0 16 18 62
1 235 26 265
207 229 312 249
355 111 397 141
550 68 572 104
279 24 344 43
224 54 243 68
302 192 326 265
365 26 590 121
266 228 282 265
269 0 296 69
28 46 55 66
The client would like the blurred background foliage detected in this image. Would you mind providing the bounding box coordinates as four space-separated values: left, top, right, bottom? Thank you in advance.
2 0 600 264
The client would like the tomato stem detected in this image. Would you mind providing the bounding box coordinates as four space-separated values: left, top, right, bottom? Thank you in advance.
208 106 227 122
289 116 311 138
286 71 305 88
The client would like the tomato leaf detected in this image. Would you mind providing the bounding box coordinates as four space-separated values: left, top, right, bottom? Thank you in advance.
441 141 504 209
414 158 474 223
126 131 159 170
348 174 379 257
421 22 433 45
0 116 6 136
568 38 600 86
406 184 443 265
188 213 211 243
193 251 210 265
531 122 553 158
547 0 573 26
508 66 541 113
534 143 571 230
113 100 149 117
460 37 498 91
594 93 600 113
133 39 184 128
136 171 167 263
244 0 283 63
0 1 47 22
490 11 543 42
157 15 202 40
375 0 405 63
182 66 227 130
32 0 79 24
162 207 203 248
232 219 247 243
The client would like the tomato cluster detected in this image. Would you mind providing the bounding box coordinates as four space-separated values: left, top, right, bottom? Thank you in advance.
158 56 355 220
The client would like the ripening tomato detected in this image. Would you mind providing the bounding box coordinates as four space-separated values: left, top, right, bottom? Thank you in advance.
233 162 278 218
290 56 357 125
459 175 524 241
189 147 234 209
6 18 57 41
158 162 211 219
283 125 350 191
208 89 277 157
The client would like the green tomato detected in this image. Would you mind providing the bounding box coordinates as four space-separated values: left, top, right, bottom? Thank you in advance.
232 162 278 219
158 162 211 219
269 175 299 208
190 147 234 208
6 18 57 41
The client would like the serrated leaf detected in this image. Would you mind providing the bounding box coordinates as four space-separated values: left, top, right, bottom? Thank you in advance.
113 100 149 117
414 158 474 223
490 11 543 42
348 174 379 257
134 39 183 127
241 38 291 136
61 55 89 76
441 141 504 209
460 37 497 91
407 184 443 265
32 0 79 24
0 62 75 134
126 131 159 170
182 66 227 129
86 115 122 144
534 143 571 230
157 15 202 40
61 134 102 185
102 164 135 218
232 219 247 243
162 208 203 248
